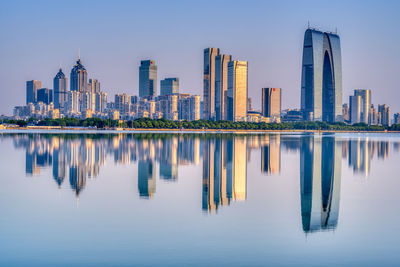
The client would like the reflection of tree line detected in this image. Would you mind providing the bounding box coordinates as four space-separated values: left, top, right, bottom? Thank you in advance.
5 133 399 228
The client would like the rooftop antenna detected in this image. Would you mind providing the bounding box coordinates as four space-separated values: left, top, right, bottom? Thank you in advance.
308 21 310 29
335 27 338 34
78 48 80 60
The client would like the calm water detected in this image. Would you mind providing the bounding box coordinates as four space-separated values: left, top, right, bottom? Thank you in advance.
0 131 399 266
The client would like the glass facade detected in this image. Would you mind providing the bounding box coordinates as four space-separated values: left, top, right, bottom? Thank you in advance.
262 88 281 121
139 60 157 98
227 61 248 122
160 77 179 96
53 69 67 109
26 80 42 104
215 54 231 121
70 59 88 93
203 48 220 120
301 29 342 122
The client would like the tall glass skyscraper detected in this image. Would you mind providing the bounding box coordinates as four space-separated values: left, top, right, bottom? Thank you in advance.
262 88 282 122
26 80 42 104
227 60 248 122
139 60 157 98
160 77 179 96
203 48 220 120
301 28 342 122
70 59 88 93
53 68 67 109
353 89 371 124
215 54 232 121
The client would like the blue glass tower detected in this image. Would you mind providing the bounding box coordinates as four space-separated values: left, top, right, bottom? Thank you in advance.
301 29 342 122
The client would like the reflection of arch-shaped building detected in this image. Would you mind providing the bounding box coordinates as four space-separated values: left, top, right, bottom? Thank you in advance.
301 29 342 122
300 136 341 233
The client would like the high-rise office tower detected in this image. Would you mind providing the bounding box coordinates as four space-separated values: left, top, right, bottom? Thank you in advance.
369 104 379 125
53 69 67 109
215 54 232 120
301 28 342 122
353 89 371 124
70 58 88 92
26 80 42 104
262 88 282 122
36 88 53 105
95 92 107 113
378 104 390 126
190 95 201 121
160 78 179 96
227 60 248 122
342 103 350 122
350 95 362 124
203 48 220 120
139 60 157 98
88 78 100 94
67 91 81 114
394 113 400 124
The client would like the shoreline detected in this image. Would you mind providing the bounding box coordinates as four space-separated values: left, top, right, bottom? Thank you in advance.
0 126 399 134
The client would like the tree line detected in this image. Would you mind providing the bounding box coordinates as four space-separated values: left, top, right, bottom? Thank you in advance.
2 117 400 131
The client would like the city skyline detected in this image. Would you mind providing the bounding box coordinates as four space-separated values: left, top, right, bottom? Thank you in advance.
1 0 399 116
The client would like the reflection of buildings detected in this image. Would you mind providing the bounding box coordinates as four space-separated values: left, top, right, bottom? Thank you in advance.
342 138 391 176
138 160 156 198
159 137 178 180
300 136 341 233
202 136 247 212
261 135 281 174
348 138 370 175
8 133 398 206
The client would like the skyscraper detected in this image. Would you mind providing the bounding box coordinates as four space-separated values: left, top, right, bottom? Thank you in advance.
215 54 232 120
227 60 248 122
160 78 179 96
203 48 220 120
26 80 42 104
53 69 67 109
262 88 282 122
349 95 362 124
70 58 88 92
139 60 157 98
354 89 371 124
378 104 390 126
36 88 53 105
301 28 342 122
88 78 100 94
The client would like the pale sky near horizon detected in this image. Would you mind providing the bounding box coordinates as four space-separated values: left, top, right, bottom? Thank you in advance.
0 0 399 116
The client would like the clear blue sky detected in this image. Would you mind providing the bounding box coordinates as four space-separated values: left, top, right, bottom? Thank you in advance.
0 0 399 115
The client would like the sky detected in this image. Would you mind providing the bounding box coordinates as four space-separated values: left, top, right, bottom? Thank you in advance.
0 0 399 116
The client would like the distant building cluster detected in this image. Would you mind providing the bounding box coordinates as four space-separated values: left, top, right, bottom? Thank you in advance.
14 58 200 121
11 27 398 125
203 48 281 123
343 89 391 126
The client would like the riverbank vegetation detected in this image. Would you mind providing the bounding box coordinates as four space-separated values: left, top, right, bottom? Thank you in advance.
1 117 400 131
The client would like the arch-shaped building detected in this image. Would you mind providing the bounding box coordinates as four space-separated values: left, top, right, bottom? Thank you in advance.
301 29 342 122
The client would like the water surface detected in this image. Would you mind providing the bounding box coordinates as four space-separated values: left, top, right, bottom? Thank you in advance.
0 132 399 266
